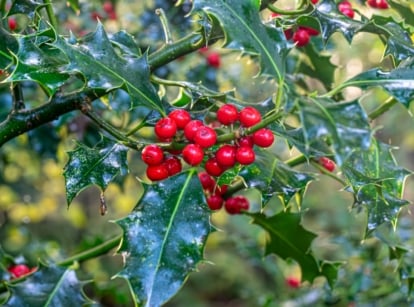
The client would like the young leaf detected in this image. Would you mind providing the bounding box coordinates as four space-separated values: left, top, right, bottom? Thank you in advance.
52 23 164 114
342 140 412 230
298 98 371 165
241 150 314 205
4 264 92 306
192 0 289 81
250 211 338 286
63 137 128 205
115 171 212 307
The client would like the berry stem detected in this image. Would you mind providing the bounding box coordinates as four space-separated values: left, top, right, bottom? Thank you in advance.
155 8 174 45
368 96 398 121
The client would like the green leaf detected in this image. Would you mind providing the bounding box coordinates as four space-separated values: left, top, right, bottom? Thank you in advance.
52 23 164 113
63 137 128 205
192 0 289 81
342 140 412 230
8 0 46 18
298 98 371 165
5 264 92 306
250 211 338 286
0 26 18 69
241 150 314 205
115 171 212 307
340 58 414 107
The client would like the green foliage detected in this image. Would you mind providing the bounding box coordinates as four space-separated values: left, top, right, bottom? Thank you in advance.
1 0 414 306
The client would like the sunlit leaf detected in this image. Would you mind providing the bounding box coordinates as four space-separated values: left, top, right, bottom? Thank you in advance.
115 171 212 307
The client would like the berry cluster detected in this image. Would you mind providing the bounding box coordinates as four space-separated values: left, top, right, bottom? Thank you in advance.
366 0 389 9
8 264 37 279
199 172 249 214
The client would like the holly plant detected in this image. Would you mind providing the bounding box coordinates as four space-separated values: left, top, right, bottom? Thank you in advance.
1 0 414 306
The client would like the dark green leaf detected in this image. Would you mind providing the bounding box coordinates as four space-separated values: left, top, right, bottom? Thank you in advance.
250 211 338 286
115 171 212 307
241 150 314 205
63 137 128 205
109 31 142 57
342 140 412 230
5 264 92 306
389 0 414 26
52 23 164 113
0 26 18 69
340 58 414 107
298 98 371 165
192 0 289 81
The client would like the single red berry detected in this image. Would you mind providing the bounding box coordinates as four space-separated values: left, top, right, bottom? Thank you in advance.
286 276 301 288
216 184 228 195
198 171 216 191
293 29 310 47
375 0 389 9
194 126 217 148
299 26 319 37
270 12 279 18
146 164 169 181
205 157 225 177
155 117 177 140
224 195 249 214
311 0 319 4
215 145 237 167
103 1 114 14
8 264 31 279
217 104 239 125
182 144 204 166
338 0 352 10
341 8 355 18
239 106 262 127
284 28 294 40
237 135 254 148
168 109 192 129
141 144 164 166
207 194 224 210
206 52 221 68
163 156 182 176
184 120 204 142
198 46 209 53
252 128 274 148
367 0 377 7
236 147 256 165
8 18 17 31
319 157 336 172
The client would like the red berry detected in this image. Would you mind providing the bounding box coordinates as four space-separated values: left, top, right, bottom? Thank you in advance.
224 196 249 214
252 128 274 148
155 117 177 140
311 0 319 4
341 8 355 18
103 1 114 14
286 277 301 288
206 52 221 68
216 184 228 195
163 156 182 176
194 126 217 148
8 18 17 31
217 104 239 125
293 29 310 47
299 26 319 37
319 157 336 172
236 147 256 165
284 28 294 40
270 12 279 18
141 144 164 166
182 144 204 166
168 109 191 129
198 172 216 191
375 0 389 9
107 11 117 20
90 11 103 21
338 0 352 10
207 194 223 210
8 264 31 279
239 106 262 127
146 164 169 181
205 157 225 177
198 46 209 53
215 145 237 167
184 120 204 142
367 0 377 7
237 135 254 148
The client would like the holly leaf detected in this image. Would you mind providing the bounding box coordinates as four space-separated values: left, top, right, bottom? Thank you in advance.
0 26 18 69
115 171 212 307
241 150 314 205
250 211 339 286
298 98 371 165
8 0 46 18
342 140 412 230
63 137 128 205
339 58 414 107
4 264 92 306
192 0 289 81
52 23 164 113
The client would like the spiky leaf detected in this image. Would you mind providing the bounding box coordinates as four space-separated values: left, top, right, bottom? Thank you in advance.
4 264 92 306
115 171 212 307
63 138 128 205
